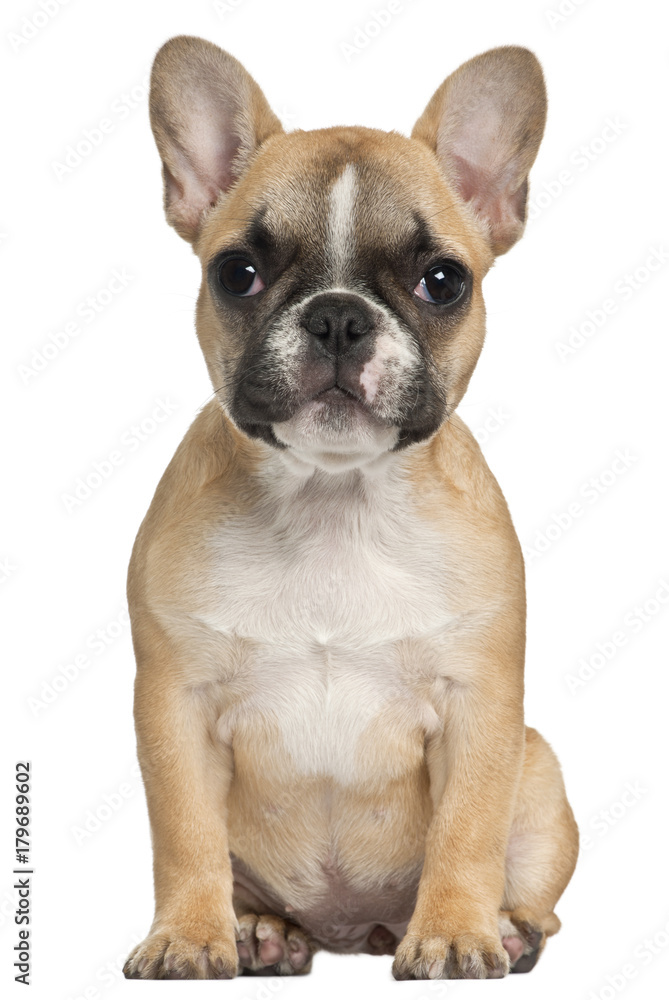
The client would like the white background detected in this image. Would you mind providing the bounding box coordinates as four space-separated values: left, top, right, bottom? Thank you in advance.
2 0 668 997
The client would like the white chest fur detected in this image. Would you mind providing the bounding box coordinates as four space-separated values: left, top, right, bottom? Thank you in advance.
204 457 453 645
196 458 451 783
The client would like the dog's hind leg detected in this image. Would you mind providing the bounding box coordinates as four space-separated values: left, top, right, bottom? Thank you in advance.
499 726 579 973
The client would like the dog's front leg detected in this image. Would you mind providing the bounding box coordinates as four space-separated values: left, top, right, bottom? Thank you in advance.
393 622 525 981
123 623 238 980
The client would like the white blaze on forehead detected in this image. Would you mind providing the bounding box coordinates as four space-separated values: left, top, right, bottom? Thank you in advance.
327 164 357 280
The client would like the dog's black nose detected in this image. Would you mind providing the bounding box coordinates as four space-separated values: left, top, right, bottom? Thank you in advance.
303 294 373 355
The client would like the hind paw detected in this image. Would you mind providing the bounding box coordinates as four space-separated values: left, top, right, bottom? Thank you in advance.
236 913 315 975
499 909 556 974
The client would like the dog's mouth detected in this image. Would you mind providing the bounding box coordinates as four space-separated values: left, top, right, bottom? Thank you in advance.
314 384 364 405
308 382 384 423
273 376 393 447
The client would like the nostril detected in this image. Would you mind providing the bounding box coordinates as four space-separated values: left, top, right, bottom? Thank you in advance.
305 315 330 338
347 318 367 339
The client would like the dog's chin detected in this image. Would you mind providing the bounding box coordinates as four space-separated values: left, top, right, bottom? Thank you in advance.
272 389 399 475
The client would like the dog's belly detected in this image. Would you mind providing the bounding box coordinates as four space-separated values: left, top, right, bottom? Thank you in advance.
231 848 420 953
226 724 431 952
222 641 438 951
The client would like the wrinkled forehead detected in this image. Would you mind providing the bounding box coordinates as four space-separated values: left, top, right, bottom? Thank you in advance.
197 127 490 276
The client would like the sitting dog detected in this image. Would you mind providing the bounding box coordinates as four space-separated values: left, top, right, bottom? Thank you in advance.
123 36 578 981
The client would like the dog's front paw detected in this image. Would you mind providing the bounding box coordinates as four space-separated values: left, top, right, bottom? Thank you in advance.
392 931 510 980
236 914 315 975
123 930 238 980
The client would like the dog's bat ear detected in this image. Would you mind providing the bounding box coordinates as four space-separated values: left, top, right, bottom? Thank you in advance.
412 46 547 256
149 36 283 242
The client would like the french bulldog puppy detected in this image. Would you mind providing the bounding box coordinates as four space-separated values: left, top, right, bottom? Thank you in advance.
123 36 578 981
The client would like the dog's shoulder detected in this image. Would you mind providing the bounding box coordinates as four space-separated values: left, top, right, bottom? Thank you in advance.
127 401 260 600
411 414 515 523
404 414 525 599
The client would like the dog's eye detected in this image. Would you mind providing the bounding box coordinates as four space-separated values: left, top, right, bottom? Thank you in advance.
414 263 465 305
218 258 265 297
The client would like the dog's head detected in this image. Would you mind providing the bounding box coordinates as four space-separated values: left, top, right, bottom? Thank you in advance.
149 37 546 473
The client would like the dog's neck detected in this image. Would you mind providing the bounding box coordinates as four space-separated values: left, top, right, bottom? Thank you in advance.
274 441 403 480
251 434 419 515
